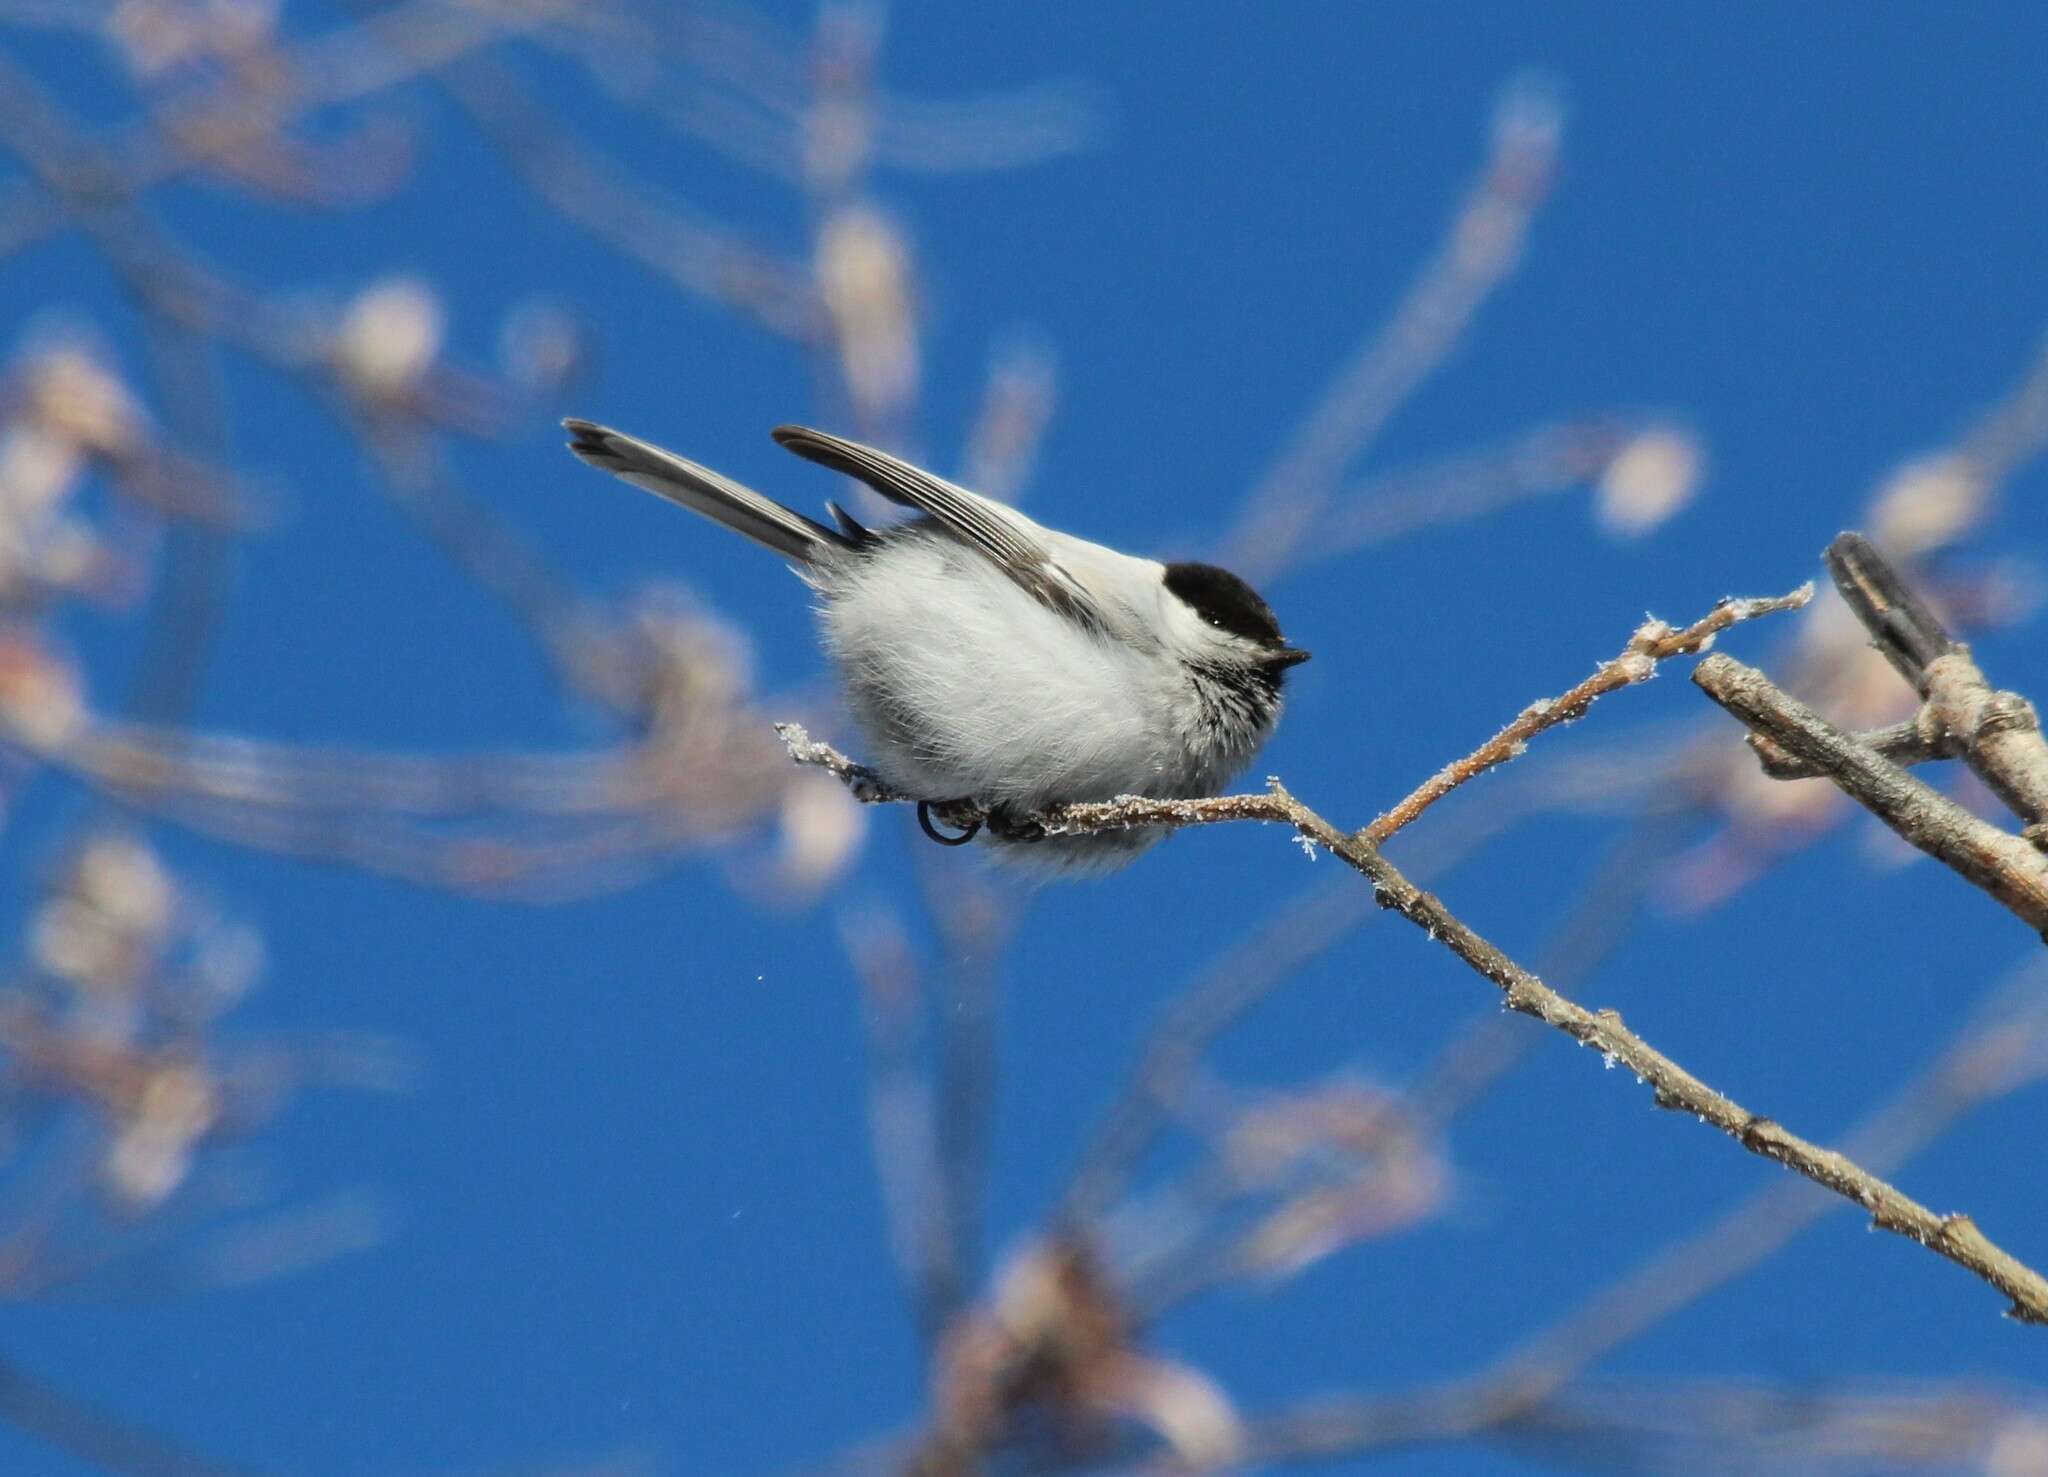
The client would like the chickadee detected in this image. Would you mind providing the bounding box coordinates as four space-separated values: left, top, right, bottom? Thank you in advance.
563 419 1308 873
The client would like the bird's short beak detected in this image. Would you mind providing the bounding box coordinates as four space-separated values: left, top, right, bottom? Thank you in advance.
1270 646 1311 668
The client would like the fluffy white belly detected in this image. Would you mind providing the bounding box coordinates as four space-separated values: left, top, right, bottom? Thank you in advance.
819 537 1179 801
813 533 1272 873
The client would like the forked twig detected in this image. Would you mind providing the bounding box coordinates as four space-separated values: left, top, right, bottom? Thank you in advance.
1695 654 2048 934
1701 530 2048 929
1827 532 2048 831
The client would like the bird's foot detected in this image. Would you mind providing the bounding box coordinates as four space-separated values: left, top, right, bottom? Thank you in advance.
985 805 1046 843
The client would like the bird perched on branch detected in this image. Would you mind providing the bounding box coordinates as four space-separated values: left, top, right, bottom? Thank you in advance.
564 419 1308 873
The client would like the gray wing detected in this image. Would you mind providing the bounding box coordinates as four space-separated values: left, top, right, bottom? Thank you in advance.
771 424 1104 629
565 419 848 565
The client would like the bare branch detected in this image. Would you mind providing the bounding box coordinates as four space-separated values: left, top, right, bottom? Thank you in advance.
1234 1373 2047 1472
774 723 912 803
1925 652 2048 836
1746 713 1956 779
1362 585 1812 845
1461 956 2048 1418
1315 803 2048 1327
782 741 2048 1322
1825 530 1961 688
1825 534 2048 832
1694 653 2048 934
1058 877 1375 1227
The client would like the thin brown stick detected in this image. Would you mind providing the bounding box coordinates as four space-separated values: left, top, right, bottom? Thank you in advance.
1230 1374 2040 1472
1361 586 1812 845
1925 652 2048 835
1694 653 2048 934
1304 800 2048 1327
774 724 910 803
1058 751 1659 1237
1746 713 1955 778
1461 956 2048 1418
1826 532 2048 831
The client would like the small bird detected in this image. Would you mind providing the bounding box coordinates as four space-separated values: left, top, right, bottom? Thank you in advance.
563 419 1308 873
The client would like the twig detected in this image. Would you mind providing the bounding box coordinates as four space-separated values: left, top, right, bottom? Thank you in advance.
544 8 1097 180
778 746 2048 1323
1463 956 2048 1416
1314 805 2048 1327
961 338 1056 505
1362 586 1813 845
1058 749 1640 1237
1231 1373 2041 1472
773 723 910 803
1924 652 2048 837
0 0 558 265
1825 530 1961 689
1746 713 1955 779
1493 1377 2040 1475
1401 799 1702 1132
1183 906 2048 1471
1825 534 2048 833
1693 653 2048 935
350 414 616 710
772 724 1292 838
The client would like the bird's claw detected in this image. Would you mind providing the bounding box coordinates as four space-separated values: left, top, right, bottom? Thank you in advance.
917 800 982 846
913 799 1046 847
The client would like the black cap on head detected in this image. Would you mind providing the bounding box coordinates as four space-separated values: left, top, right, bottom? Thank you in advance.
1163 561 1287 646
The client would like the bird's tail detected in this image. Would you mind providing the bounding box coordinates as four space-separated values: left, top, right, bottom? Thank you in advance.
563 419 849 565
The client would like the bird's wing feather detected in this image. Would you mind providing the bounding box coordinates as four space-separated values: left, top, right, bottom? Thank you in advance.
771 424 1104 629
565 419 846 565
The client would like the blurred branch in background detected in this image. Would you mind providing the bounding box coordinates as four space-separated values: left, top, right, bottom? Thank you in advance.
0 828 402 1476
0 4 2043 1476
0 1 1093 1467
1219 75 1564 586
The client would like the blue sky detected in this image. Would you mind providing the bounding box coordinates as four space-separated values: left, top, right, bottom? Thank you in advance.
3 4 2048 1474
